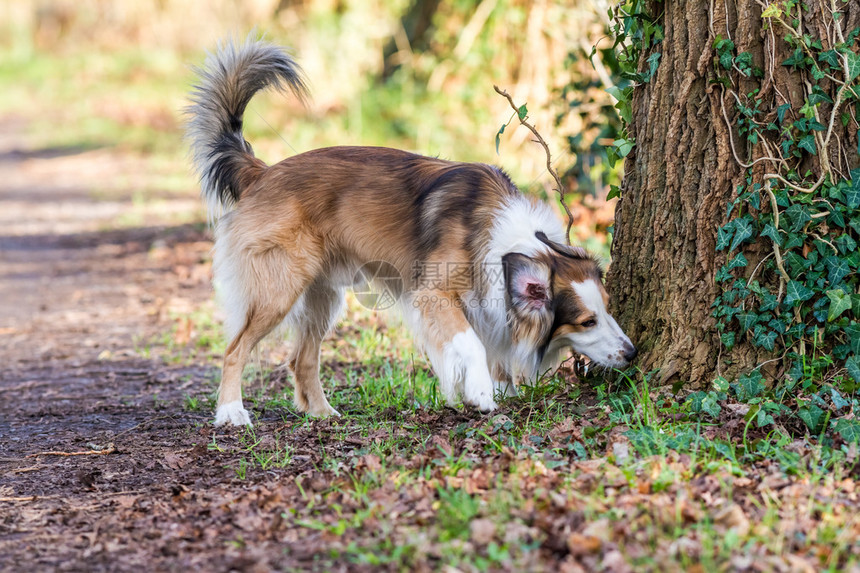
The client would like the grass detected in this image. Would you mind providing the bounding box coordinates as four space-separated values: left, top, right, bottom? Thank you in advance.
173 301 860 570
122 275 860 570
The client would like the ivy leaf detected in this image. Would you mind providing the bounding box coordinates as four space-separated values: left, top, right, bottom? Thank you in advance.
818 50 841 70
833 419 860 443
495 123 506 155
754 329 778 351
808 86 833 105
798 404 826 434
761 3 782 18
827 289 853 321
730 216 754 251
784 204 812 232
726 253 748 270
760 293 779 312
831 387 850 410
776 103 791 124
760 223 782 247
826 256 851 286
737 312 758 331
517 104 528 121
847 168 860 208
846 356 860 384
607 185 621 200
834 233 857 254
785 280 815 307
846 323 860 355
783 48 807 69
701 394 721 418
717 220 735 250
733 370 764 401
847 52 860 82
797 134 817 155
645 52 661 82
613 138 634 158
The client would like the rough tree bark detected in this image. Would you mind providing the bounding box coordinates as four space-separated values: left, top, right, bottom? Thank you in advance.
607 1 860 387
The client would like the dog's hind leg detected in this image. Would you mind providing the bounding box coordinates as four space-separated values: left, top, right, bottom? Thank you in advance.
288 282 345 417
411 291 497 411
213 236 321 426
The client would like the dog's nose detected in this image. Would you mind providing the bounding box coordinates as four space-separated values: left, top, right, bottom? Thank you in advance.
623 344 638 363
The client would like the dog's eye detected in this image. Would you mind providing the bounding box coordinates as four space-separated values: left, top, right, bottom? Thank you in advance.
581 319 597 328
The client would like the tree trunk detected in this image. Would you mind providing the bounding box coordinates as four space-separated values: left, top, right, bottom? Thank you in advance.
607 1 860 388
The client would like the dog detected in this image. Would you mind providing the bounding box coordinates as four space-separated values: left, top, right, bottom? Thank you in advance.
185 38 637 426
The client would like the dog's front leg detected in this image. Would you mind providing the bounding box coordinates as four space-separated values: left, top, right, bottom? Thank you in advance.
412 291 497 411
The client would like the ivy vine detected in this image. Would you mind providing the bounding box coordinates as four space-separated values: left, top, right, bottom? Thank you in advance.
710 0 860 439
600 0 860 441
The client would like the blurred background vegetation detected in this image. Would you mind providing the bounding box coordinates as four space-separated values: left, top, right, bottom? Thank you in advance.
0 0 624 255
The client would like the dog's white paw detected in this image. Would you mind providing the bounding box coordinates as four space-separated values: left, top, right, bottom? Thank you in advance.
465 391 498 412
214 400 253 427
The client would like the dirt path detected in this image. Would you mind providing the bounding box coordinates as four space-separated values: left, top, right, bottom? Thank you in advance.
0 118 260 571
0 119 479 573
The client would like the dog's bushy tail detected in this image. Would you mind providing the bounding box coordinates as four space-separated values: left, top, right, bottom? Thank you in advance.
186 36 308 217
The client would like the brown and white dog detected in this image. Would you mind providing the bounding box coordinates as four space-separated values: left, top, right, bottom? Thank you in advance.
186 39 636 426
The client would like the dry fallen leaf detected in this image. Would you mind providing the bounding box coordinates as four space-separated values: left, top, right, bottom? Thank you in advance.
714 504 750 537
566 532 602 556
469 518 496 545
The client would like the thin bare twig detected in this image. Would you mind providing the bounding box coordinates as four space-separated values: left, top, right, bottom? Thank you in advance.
26 444 116 458
493 85 575 243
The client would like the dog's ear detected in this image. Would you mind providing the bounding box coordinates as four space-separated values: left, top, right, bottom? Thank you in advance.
503 252 552 312
535 231 589 259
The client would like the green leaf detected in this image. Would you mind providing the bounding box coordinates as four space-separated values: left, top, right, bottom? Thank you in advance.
730 216 754 251
798 404 826 433
495 123 506 155
776 103 791 124
834 234 857 255
733 370 764 401
846 356 860 384
808 86 833 105
784 280 815 307
761 3 782 18
701 394 721 418
717 220 735 251
713 376 730 392
847 168 860 208
613 138 634 158
846 323 860 355
726 253 748 270
826 256 851 286
760 223 782 247
827 289 852 321
738 312 758 331
833 419 860 443
818 50 841 69
517 104 528 121
831 387 850 410
645 52 661 81
847 52 860 82
784 203 812 232
607 185 621 200
797 134 817 155
754 329 777 351
755 406 775 427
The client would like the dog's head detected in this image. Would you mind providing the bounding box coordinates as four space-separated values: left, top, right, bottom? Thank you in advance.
502 232 636 372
